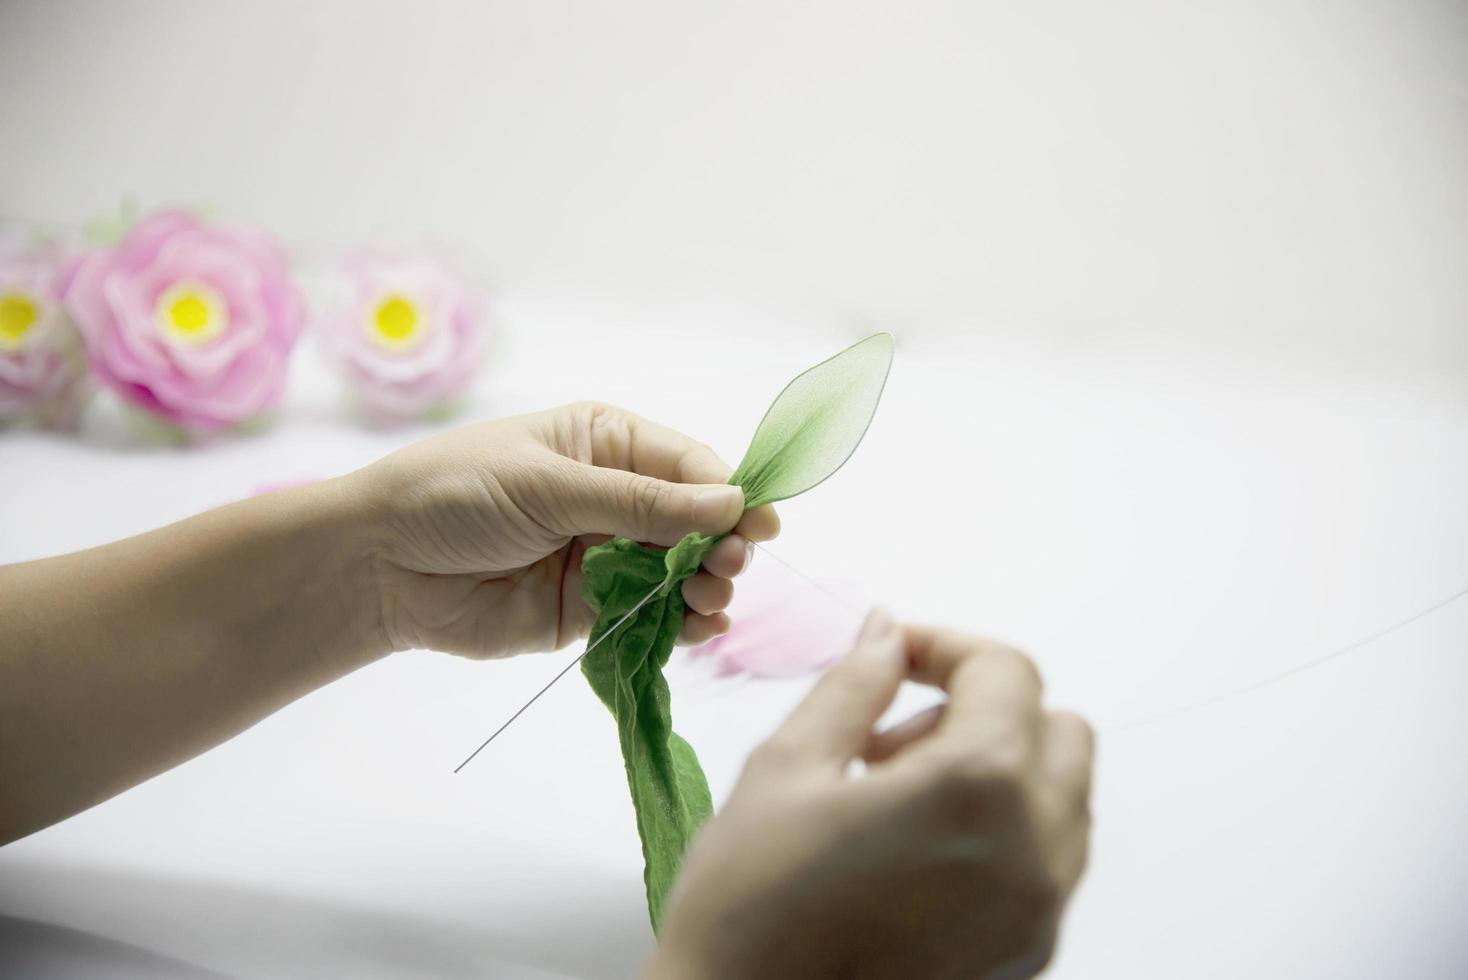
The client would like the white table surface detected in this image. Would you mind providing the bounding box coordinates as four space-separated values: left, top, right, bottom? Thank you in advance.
3 307 1467 978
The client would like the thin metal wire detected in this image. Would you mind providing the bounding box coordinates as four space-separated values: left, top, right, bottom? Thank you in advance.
754 544 1468 731
450 539 1468 766
756 545 1468 736
751 541 867 616
452 580 663 773
1104 582 1468 734
451 542 860 771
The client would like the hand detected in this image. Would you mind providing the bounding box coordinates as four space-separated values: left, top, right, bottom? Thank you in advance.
353 402 780 659
649 613 1093 980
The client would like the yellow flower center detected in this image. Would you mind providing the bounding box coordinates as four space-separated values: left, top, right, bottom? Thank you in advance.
0 291 40 350
155 281 227 347
368 294 423 350
171 294 209 331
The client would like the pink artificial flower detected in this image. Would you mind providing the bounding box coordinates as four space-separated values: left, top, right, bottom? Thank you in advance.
315 248 489 424
0 244 90 428
689 558 868 678
63 209 305 431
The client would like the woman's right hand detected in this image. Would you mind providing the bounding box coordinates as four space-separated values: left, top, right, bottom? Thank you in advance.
649 613 1094 980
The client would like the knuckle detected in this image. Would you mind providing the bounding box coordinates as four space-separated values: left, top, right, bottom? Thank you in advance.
553 400 606 439
574 401 626 445
629 477 672 529
1064 780 1093 820
1045 711 1096 808
677 441 727 482
976 728 1033 775
571 399 615 421
682 440 716 464
988 644 1043 692
1051 709 1095 748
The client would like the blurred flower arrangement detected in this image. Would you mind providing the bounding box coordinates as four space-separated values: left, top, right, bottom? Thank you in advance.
0 206 493 437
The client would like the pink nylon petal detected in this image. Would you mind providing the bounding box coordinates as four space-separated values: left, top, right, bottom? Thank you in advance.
689 560 868 679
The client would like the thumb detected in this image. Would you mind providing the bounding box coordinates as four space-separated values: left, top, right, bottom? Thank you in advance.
760 609 907 770
550 459 745 546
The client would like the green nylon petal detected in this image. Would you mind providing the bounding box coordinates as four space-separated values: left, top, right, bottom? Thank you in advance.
580 334 894 929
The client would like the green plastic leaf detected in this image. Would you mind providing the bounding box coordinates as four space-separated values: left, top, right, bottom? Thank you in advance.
580 333 894 930
730 332 895 510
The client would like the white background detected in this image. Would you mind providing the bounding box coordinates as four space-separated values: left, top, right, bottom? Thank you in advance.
2 1 1467 977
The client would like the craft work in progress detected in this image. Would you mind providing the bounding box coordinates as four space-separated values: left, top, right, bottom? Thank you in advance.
578 333 895 929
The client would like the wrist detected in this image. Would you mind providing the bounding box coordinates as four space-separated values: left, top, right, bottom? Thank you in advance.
269 474 397 670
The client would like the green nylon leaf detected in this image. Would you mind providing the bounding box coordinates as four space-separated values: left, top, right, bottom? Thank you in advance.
730 332 895 510
580 333 894 930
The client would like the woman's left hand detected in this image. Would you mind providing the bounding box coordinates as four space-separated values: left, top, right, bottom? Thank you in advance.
352 401 780 659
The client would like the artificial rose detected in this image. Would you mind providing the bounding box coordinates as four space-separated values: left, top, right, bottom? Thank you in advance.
315 248 489 424
0 244 90 428
63 209 305 431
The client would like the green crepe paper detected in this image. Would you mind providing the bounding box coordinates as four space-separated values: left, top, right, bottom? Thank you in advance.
579 333 894 930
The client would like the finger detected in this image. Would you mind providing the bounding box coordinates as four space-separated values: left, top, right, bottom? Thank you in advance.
1040 712 1093 896
1054 820 1091 897
579 402 735 485
734 504 780 543
678 610 730 646
574 403 781 543
1040 710 1094 815
556 535 612 643
615 416 777 543
681 573 735 616
545 458 745 546
905 626 1042 717
759 609 906 769
902 627 1037 694
903 626 1043 758
863 703 946 764
700 534 753 579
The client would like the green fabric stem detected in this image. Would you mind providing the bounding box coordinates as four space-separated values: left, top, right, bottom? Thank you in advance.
580 333 895 930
